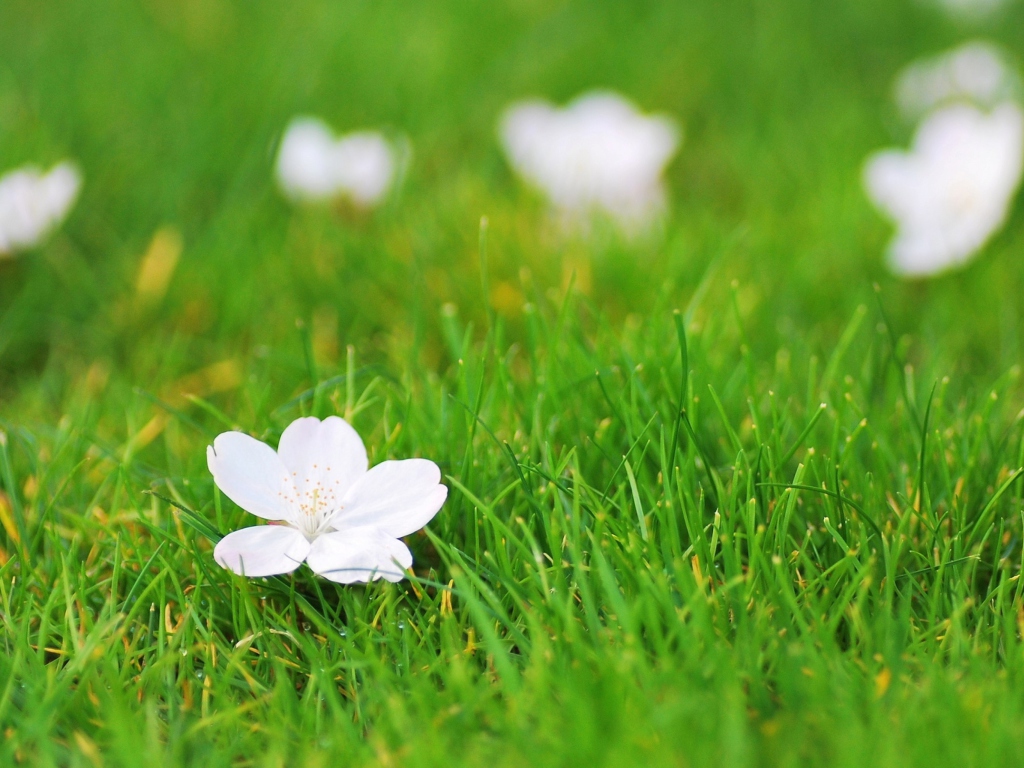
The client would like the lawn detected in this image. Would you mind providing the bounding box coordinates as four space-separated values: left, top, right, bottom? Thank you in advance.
2 0 1024 765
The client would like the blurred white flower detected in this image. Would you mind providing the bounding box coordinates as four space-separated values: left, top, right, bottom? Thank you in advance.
276 117 397 207
864 102 1024 277
895 41 1018 120
499 91 680 232
933 0 1012 18
0 162 81 255
208 416 447 583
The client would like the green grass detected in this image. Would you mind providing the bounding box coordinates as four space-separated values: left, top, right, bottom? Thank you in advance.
4 0 1024 764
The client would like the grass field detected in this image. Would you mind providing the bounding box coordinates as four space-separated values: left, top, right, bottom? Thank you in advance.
3 0 1024 765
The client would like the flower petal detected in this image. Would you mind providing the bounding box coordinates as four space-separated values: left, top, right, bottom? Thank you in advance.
333 459 447 538
207 432 294 521
214 525 311 577
306 527 412 584
277 416 368 507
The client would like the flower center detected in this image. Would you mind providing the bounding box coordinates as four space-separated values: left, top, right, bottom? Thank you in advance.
291 474 342 539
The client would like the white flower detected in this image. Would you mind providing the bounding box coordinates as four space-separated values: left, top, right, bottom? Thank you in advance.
208 416 447 583
0 162 81 255
499 91 680 232
863 102 1024 277
275 117 397 207
895 41 1018 120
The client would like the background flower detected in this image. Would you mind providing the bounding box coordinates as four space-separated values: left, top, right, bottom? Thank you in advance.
499 91 680 233
933 0 1014 19
0 162 81 255
894 41 1019 120
863 102 1024 277
275 117 398 207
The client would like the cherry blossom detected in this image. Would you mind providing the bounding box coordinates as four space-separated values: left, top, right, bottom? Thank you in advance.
208 416 447 583
895 41 1018 120
863 102 1024 277
499 91 679 232
276 117 397 207
0 162 81 255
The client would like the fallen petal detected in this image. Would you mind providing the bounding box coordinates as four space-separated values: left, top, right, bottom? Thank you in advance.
277 416 368 506
207 432 294 521
214 525 311 578
334 458 447 538
306 528 412 584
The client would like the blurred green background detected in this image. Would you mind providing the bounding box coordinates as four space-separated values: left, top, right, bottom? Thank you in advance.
2 0 1024 409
